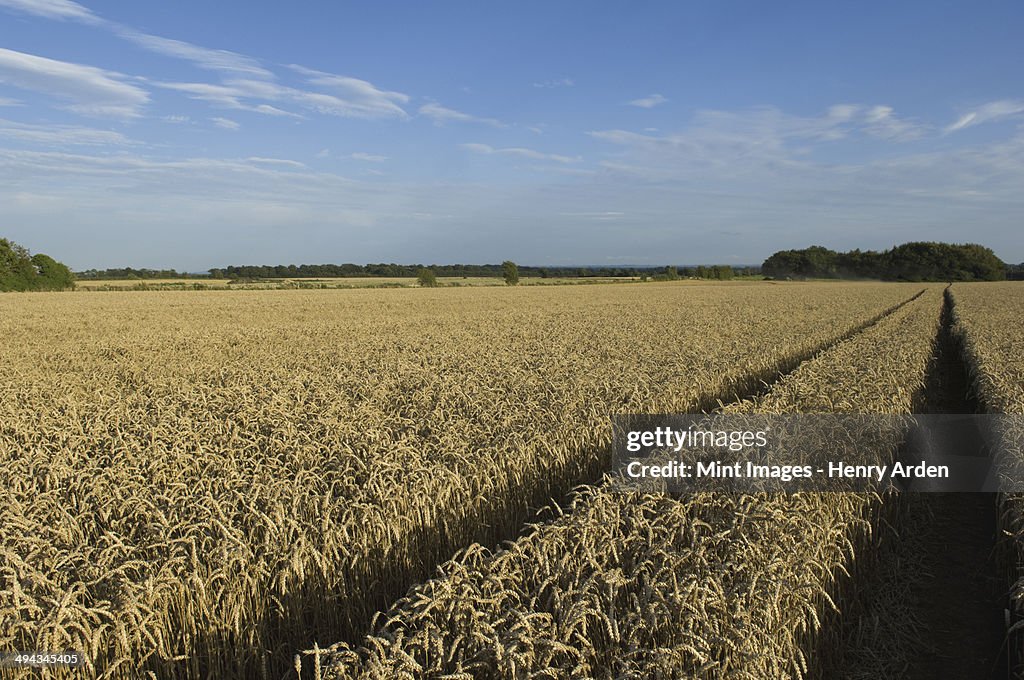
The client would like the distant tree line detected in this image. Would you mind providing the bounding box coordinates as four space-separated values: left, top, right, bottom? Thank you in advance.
65 245 1019 285
75 267 196 280
204 263 759 280
0 238 75 291
762 242 1007 281
653 265 739 281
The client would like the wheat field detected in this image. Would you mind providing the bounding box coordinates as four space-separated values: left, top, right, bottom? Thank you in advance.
1 281 1016 678
307 287 944 679
948 283 1024 675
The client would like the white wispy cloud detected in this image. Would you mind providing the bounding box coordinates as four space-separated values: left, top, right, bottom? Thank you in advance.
559 211 624 220
587 129 659 145
628 93 667 108
156 81 246 107
350 152 388 162
419 102 504 127
460 142 578 164
0 0 413 124
0 0 271 78
529 165 597 177
589 103 928 169
0 97 21 106
0 47 148 117
289 65 409 119
862 105 925 140
211 117 239 130
945 100 1024 133
0 117 135 145
246 156 305 168
0 0 98 22
251 103 299 117
114 28 273 78
159 77 404 121
826 104 858 123
532 77 573 89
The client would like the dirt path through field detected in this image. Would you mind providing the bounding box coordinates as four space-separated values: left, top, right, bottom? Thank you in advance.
829 289 1007 679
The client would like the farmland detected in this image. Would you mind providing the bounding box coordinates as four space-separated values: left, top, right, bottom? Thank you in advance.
308 286 944 678
0 281 1019 678
948 283 1024 676
71 276 640 291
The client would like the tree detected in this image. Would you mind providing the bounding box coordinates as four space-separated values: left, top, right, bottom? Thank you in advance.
0 239 34 291
761 245 839 278
31 254 75 289
762 242 1006 281
711 265 734 280
416 267 438 287
663 265 679 281
0 238 75 291
502 260 519 286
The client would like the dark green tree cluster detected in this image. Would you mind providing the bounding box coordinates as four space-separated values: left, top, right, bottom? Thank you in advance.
416 267 438 287
502 261 519 286
0 238 75 291
655 265 739 280
762 242 1006 281
210 262 696 280
76 267 192 280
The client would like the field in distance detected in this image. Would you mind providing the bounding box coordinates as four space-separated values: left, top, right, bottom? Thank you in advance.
73 275 657 290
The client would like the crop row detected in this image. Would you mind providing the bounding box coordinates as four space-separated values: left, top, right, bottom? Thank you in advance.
947 282 1024 674
309 287 943 679
0 283 920 678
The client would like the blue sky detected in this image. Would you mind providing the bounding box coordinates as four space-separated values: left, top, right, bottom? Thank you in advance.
0 0 1021 270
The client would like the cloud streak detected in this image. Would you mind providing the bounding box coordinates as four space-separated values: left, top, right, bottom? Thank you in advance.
0 0 411 122
460 142 579 164
419 102 504 127
350 152 388 162
0 0 98 23
533 78 574 89
289 65 409 119
945 100 1024 133
211 117 239 130
0 47 148 118
628 93 667 108
862 105 924 140
0 117 136 145
0 0 273 78
588 103 931 174
246 156 305 168
114 28 273 78
157 76 407 121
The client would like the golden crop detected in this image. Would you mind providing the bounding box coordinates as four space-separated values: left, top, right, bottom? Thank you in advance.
0 282 926 679
948 282 1024 672
308 287 946 679
311 288 946 678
